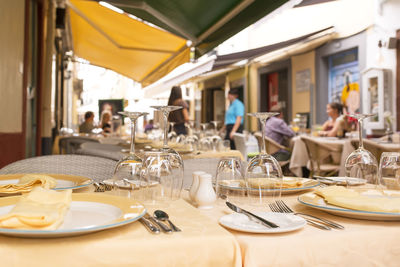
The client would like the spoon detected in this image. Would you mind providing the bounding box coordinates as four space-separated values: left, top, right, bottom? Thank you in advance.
154 210 181 232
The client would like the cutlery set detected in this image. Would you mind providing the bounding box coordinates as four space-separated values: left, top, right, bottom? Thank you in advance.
226 200 344 231
140 210 181 234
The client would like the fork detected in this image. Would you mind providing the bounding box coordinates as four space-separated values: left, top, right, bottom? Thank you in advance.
271 200 344 230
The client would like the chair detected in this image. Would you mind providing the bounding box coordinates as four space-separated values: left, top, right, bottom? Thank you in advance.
58 136 99 154
232 133 248 160
254 132 290 167
350 139 400 161
0 155 117 182
301 136 342 177
77 142 125 161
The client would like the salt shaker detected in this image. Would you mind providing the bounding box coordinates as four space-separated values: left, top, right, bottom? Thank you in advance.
189 171 205 203
194 173 216 209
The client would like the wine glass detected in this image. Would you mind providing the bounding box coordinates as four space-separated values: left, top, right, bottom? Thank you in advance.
138 151 184 207
200 123 209 138
150 106 182 156
210 121 220 134
345 114 379 187
112 111 148 190
246 112 283 207
379 152 400 190
215 157 245 203
168 122 177 142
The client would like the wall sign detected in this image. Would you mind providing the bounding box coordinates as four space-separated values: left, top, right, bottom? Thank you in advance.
295 69 311 92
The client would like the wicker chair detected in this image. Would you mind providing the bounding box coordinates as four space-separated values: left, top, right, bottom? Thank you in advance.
77 142 125 161
58 136 99 154
0 155 116 182
301 136 342 177
350 139 400 161
254 132 290 167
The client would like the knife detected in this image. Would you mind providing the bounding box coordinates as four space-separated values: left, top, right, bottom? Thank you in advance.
226 202 279 228
140 214 160 234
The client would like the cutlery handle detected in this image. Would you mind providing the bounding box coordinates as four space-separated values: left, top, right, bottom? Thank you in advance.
140 218 160 234
295 213 344 229
167 219 181 232
150 217 173 233
243 210 279 228
305 219 331 230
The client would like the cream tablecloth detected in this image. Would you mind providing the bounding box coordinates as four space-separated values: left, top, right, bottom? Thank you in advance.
0 197 241 267
194 192 400 267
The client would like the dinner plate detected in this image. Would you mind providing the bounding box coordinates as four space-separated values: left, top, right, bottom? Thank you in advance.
0 193 146 238
0 173 93 191
298 191 400 221
219 212 306 233
316 176 366 186
218 177 319 195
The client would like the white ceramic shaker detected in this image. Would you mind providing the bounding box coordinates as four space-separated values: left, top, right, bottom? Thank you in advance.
194 173 216 209
189 171 205 204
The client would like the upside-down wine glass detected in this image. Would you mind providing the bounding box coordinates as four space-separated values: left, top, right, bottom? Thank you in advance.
151 106 185 159
246 112 283 207
112 111 148 190
345 114 379 187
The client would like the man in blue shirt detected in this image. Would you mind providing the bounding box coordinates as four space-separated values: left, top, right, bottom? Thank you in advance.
220 88 244 149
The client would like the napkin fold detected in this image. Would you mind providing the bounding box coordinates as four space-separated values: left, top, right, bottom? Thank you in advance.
0 174 57 194
243 178 304 189
0 187 72 230
315 186 400 213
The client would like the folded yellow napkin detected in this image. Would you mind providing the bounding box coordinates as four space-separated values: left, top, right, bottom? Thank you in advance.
315 186 400 213
0 187 72 230
243 178 304 189
0 174 57 194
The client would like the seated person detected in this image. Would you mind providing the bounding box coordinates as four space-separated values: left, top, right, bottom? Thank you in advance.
100 111 112 134
264 107 294 161
144 119 154 133
79 111 94 134
319 102 347 137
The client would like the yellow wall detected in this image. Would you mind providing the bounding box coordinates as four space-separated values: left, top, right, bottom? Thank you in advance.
0 0 25 132
291 51 315 121
248 64 259 132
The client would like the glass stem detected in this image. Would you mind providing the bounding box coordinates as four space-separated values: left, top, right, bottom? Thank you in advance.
163 111 169 149
129 118 137 156
260 119 267 154
358 119 363 149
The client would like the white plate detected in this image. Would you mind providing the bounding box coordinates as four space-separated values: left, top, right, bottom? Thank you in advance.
316 176 366 186
218 178 319 195
219 212 306 233
0 174 93 192
298 191 400 221
0 193 146 238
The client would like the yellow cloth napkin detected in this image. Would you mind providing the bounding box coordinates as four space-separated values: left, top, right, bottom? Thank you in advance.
0 174 57 194
243 177 304 189
315 185 400 213
0 187 72 230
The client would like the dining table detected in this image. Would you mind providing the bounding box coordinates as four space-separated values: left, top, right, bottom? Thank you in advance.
1 181 400 266
289 135 400 177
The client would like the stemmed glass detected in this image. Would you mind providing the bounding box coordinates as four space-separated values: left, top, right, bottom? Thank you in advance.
210 121 220 134
112 111 148 190
200 123 209 138
345 114 379 187
168 122 177 141
246 112 283 207
150 106 182 156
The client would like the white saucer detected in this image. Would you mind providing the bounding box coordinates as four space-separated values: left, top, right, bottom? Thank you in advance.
219 212 306 233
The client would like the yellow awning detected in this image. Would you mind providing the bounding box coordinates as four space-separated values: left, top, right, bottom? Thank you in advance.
68 0 190 85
